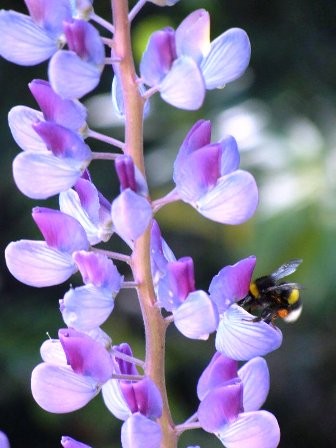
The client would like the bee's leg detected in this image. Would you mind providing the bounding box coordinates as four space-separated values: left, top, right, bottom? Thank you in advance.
259 308 275 324
239 295 253 307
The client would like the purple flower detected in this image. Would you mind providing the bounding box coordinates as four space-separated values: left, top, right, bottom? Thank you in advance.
152 242 218 339
173 120 258 225
209 257 283 360
8 79 87 154
140 9 250 109
31 329 114 413
12 120 92 199
49 19 105 99
61 436 92 448
5 208 89 287
197 352 280 448
0 0 72 65
60 251 123 331
111 156 153 242
59 176 113 245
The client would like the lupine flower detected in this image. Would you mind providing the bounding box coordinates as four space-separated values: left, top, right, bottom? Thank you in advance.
173 120 258 225
5 208 89 287
61 436 92 448
209 257 283 360
49 19 105 99
100 344 163 447
31 328 114 413
12 120 92 199
8 79 87 153
155 251 218 339
59 176 113 245
60 251 123 331
197 352 280 448
140 9 250 109
111 155 153 242
110 344 163 448
150 221 218 339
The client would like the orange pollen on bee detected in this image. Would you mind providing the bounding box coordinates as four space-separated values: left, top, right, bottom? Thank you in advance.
277 309 289 318
288 288 300 305
249 282 259 298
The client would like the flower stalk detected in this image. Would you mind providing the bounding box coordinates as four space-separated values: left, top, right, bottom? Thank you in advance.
111 1 177 446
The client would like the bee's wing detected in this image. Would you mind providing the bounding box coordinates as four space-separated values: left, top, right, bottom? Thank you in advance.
271 259 302 281
265 283 302 293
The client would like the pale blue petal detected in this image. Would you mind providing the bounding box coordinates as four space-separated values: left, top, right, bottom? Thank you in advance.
121 414 162 448
49 50 102 99
111 189 152 241
61 284 114 331
31 363 99 413
218 411 280 448
173 290 219 340
8 106 46 152
220 135 240 175
5 240 76 287
196 170 258 225
201 28 251 89
102 379 131 421
0 11 57 65
13 151 88 199
160 57 205 110
238 357 270 412
215 305 283 361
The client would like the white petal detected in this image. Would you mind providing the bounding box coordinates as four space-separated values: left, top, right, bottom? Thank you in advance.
40 339 67 365
196 170 258 225
238 357 270 411
31 363 99 413
8 106 46 152
218 411 280 448
61 285 114 331
173 290 219 340
160 57 205 110
13 151 88 199
121 414 162 448
215 305 282 361
201 28 251 90
49 50 101 99
0 11 57 65
102 379 131 421
5 240 76 287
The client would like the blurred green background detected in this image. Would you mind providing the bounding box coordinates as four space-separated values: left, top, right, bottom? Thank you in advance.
1 0 336 447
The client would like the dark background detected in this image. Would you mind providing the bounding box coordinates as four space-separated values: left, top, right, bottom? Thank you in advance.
1 0 336 447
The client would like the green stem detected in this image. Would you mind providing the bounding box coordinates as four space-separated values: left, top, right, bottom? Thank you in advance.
111 2 178 447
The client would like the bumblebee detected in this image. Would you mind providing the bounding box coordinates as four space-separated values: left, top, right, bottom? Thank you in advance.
239 259 303 324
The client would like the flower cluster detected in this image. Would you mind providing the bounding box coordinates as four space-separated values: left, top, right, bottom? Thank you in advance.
1 1 290 447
